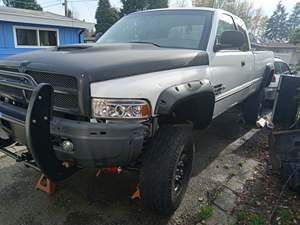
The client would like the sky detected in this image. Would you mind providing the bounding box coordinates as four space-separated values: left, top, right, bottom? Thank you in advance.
1 0 300 23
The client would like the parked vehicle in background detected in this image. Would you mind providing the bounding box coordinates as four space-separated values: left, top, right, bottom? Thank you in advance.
0 8 274 215
265 58 298 101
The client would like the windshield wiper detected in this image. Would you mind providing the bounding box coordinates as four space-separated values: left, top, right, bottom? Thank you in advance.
127 41 161 47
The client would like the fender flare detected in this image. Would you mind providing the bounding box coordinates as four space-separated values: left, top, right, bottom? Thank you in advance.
261 63 275 89
155 79 215 129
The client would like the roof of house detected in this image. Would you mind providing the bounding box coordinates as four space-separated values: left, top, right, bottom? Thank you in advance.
252 42 297 49
0 6 94 30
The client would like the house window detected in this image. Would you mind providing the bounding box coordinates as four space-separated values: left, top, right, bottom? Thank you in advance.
39 30 57 46
16 29 38 46
14 26 59 48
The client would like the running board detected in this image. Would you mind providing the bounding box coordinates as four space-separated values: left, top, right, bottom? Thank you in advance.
0 147 40 171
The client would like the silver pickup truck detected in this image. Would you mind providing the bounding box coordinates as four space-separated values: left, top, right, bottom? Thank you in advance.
0 8 274 215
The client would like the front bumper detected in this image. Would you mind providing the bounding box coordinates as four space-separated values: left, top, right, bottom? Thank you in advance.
0 83 145 180
51 118 145 167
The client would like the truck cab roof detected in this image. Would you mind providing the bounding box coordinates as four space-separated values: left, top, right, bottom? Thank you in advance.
131 7 243 21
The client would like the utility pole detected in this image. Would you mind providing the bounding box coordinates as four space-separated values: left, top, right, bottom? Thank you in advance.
212 0 216 8
63 0 68 17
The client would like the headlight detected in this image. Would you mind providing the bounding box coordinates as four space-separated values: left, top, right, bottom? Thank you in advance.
92 98 151 119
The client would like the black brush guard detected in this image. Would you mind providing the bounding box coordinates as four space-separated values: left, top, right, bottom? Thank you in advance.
0 79 77 182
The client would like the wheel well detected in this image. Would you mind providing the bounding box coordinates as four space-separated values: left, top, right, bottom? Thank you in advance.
262 64 275 88
158 91 215 130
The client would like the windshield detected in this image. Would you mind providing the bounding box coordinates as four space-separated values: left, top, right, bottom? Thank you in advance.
97 10 213 50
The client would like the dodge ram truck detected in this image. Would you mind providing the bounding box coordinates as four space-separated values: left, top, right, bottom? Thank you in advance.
0 8 274 215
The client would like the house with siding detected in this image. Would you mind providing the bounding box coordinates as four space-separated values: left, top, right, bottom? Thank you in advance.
0 6 94 59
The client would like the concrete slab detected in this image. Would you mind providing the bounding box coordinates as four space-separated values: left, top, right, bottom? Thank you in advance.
0 111 266 225
205 208 236 225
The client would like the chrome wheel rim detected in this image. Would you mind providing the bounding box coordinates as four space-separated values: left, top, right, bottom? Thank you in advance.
173 152 188 194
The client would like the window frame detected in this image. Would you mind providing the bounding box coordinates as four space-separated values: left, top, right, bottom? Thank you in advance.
13 25 60 48
279 62 291 74
233 17 250 52
214 13 239 51
274 61 283 74
98 10 214 51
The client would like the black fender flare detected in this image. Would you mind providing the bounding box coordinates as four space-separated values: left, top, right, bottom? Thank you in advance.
261 63 275 89
155 79 215 129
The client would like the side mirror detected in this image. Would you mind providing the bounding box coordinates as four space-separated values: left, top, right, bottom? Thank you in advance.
214 30 245 52
291 70 298 75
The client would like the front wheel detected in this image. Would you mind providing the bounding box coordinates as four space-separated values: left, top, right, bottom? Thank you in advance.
140 125 194 215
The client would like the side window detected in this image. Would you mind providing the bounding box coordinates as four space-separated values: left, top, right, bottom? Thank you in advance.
235 18 250 51
281 63 291 74
216 14 236 45
274 62 282 74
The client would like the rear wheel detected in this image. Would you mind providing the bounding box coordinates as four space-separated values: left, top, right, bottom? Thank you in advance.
140 125 194 215
243 88 265 124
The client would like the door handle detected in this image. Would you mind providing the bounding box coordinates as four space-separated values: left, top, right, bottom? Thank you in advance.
241 61 246 67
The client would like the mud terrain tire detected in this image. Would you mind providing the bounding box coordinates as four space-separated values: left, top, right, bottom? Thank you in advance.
243 88 265 124
140 125 194 215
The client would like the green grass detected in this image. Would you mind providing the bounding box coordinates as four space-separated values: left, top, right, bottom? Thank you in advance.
248 214 265 225
237 209 265 225
237 209 248 221
196 206 214 221
238 160 246 167
277 208 293 225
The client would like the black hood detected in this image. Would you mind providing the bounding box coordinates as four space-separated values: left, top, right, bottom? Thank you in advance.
4 43 209 82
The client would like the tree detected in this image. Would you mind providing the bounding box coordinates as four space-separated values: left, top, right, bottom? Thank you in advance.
67 9 73 18
193 1 263 32
289 28 300 54
120 0 148 15
287 2 300 33
249 8 268 40
192 0 213 7
95 0 120 34
192 0 231 8
222 0 254 28
2 0 42 11
147 0 168 9
174 0 189 7
121 0 168 15
290 27 300 45
265 1 289 41
193 0 268 40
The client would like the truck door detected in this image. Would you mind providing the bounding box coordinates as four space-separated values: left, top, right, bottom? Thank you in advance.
210 13 253 117
235 17 254 84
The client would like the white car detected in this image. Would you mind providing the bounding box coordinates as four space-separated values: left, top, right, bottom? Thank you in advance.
265 58 297 101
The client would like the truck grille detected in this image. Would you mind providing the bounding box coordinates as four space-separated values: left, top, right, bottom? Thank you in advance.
0 68 79 114
28 71 77 90
27 71 78 110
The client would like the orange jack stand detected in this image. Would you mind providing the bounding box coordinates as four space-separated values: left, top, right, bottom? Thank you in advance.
131 185 141 200
35 174 56 195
